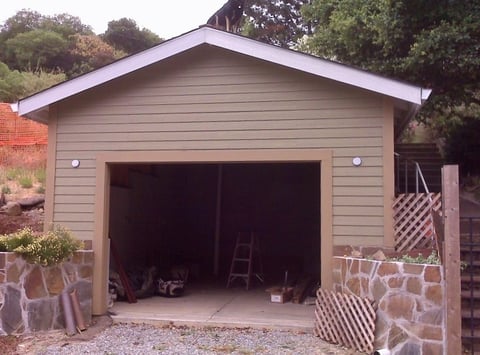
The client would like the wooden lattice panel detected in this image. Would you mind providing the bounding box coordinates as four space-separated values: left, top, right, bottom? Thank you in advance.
393 193 442 252
314 289 376 353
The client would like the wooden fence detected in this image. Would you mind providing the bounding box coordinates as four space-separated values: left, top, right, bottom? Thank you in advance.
393 192 442 251
314 288 376 353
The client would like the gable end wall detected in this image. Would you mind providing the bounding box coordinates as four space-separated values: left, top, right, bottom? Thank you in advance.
48 46 392 247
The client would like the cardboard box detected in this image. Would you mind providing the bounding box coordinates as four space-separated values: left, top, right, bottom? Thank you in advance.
268 287 293 303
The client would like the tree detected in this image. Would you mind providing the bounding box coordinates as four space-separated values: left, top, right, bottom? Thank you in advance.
69 34 124 76
20 70 67 98
102 18 162 54
4 30 69 72
0 61 65 102
243 0 313 48
0 62 24 102
302 0 480 114
301 0 480 174
0 9 43 40
0 10 92 72
41 13 93 38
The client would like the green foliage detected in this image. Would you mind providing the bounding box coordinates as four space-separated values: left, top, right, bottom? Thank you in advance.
5 167 24 181
41 13 93 38
301 0 480 175
0 227 36 252
18 174 33 188
5 29 69 71
0 10 91 72
243 0 312 48
0 61 66 101
0 9 159 82
1 185 10 194
443 115 480 176
20 70 66 98
102 18 162 54
0 61 24 102
35 185 46 194
0 226 83 266
34 167 46 185
387 250 440 265
69 34 122 77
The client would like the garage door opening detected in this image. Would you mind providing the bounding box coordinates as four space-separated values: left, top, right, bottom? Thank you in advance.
108 162 320 296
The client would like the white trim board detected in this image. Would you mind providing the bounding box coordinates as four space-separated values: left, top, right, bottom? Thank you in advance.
17 26 431 122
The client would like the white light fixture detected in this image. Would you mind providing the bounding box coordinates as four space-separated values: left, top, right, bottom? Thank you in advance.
352 157 362 167
71 159 80 168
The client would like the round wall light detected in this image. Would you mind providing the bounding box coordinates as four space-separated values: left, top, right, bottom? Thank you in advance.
71 159 80 168
352 157 362 167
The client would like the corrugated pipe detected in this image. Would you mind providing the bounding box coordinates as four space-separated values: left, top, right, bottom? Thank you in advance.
60 290 77 336
373 350 391 355
69 288 86 331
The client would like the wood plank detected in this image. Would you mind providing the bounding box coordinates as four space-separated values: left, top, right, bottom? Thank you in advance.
56 137 384 151
443 165 462 355
55 127 382 143
292 275 314 304
110 238 137 304
58 108 383 125
56 119 382 134
314 289 375 353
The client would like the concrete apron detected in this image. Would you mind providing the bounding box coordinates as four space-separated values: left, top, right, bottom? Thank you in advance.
110 284 315 331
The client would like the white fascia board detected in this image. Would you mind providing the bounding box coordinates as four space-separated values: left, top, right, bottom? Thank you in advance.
18 26 430 118
17 30 207 117
204 28 428 105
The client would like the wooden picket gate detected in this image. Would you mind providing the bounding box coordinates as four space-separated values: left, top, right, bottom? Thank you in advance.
314 289 376 353
393 193 442 252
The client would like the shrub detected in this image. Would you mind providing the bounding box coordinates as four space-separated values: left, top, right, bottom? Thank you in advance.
1 185 11 194
0 226 83 266
5 167 23 181
18 175 33 188
34 168 46 185
444 118 480 176
0 227 36 252
387 250 440 265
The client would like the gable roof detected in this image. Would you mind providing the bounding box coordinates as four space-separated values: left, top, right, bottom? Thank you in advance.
15 26 431 123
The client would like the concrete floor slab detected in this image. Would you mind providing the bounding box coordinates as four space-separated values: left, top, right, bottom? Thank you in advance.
110 284 315 331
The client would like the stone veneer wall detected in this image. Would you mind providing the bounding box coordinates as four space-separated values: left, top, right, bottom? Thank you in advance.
332 256 444 355
0 250 94 335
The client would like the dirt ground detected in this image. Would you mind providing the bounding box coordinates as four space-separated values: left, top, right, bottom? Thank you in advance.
0 179 44 235
0 316 113 355
0 210 44 235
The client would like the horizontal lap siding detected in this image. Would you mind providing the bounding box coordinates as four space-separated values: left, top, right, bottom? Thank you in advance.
53 46 386 244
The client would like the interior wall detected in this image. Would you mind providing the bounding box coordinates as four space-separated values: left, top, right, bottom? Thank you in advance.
109 186 131 264
108 162 320 283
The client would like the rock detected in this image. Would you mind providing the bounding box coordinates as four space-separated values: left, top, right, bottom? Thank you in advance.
26 299 55 332
371 250 387 261
17 195 45 209
3 202 22 216
0 285 23 334
351 249 363 258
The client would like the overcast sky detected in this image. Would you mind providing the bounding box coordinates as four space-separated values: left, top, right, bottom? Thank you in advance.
0 1 229 39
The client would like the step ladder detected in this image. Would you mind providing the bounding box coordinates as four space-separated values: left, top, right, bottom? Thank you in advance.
226 232 264 290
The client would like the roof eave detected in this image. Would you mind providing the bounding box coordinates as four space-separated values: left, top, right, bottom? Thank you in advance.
17 28 208 119
17 26 432 120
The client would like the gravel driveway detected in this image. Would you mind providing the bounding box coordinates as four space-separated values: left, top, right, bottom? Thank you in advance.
18 318 366 355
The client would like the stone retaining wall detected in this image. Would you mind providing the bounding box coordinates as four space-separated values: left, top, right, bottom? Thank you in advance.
0 251 94 335
332 256 444 354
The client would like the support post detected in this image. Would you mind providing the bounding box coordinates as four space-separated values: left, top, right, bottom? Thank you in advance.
213 164 223 276
442 165 461 354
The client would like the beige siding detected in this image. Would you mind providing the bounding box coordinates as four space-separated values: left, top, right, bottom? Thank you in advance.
52 45 388 246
